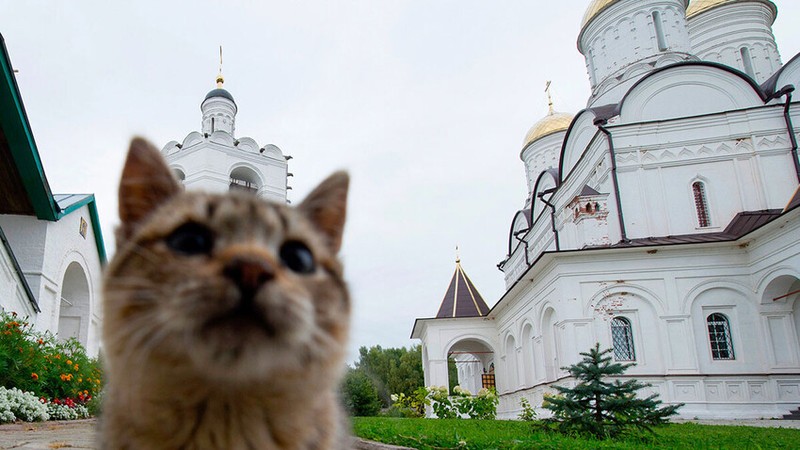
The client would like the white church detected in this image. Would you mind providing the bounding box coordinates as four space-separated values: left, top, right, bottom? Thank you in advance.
0 33 106 357
413 0 800 419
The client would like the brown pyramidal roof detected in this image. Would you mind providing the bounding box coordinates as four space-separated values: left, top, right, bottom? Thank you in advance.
435 258 490 318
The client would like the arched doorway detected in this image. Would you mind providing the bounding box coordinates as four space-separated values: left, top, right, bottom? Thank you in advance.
447 338 495 394
58 262 91 347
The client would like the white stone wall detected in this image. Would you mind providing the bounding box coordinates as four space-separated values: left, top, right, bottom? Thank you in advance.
579 0 693 103
0 206 103 356
0 240 38 318
688 2 782 83
521 133 564 192
487 210 800 418
201 97 236 136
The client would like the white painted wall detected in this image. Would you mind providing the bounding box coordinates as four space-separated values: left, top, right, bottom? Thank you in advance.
0 205 103 356
163 91 289 203
688 2 782 83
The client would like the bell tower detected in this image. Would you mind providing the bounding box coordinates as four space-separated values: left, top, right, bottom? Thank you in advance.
161 50 290 203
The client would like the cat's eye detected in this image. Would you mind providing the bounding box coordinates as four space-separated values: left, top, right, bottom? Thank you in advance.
166 222 215 255
279 240 315 274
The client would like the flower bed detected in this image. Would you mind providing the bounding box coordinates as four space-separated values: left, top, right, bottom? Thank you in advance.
0 312 102 423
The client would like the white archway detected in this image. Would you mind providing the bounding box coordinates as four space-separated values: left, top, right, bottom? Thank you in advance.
229 165 262 194
445 338 496 395
58 261 91 347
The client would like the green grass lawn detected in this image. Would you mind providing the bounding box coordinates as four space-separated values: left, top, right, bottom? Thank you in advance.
352 417 800 449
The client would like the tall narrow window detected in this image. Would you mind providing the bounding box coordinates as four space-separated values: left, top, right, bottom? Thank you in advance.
692 181 711 228
652 11 668 51
211 117 215 132
611 317 635 361
740 47 755 78
707 313 735 360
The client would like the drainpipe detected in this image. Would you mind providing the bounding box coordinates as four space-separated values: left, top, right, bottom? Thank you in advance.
537 189 561 251
596 119 628 242
774 85 799 183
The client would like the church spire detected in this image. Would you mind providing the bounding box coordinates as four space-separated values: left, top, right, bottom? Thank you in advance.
435 254 491 319
216 45 224 88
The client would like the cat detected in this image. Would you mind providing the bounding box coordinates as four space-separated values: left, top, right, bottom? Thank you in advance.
100 137 352 449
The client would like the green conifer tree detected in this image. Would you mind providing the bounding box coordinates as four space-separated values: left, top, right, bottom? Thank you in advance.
544 343 682 438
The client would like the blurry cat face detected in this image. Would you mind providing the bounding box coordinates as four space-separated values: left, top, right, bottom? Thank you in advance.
103 138 349 382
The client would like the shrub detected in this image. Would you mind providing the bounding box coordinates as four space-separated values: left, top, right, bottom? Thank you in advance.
46 401 89 420
390 387 429 418
0 311 102 403
518 397 537 421
0 386 49 423
428 385 458 419
341 367 382 416
457 387 498 420
404 385 498 420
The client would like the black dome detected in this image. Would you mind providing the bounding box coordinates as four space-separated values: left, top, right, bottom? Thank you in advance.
204 88 235 104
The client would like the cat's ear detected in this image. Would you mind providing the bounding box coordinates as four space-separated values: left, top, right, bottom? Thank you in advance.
117 137 181 239
298 171 349 254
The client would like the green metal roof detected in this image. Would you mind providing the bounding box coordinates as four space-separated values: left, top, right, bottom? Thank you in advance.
0 33 106 264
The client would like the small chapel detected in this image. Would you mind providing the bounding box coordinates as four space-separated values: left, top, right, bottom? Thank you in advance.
413 0 800 419
0 33 106 357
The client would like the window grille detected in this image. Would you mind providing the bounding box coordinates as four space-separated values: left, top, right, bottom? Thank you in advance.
481 373 496 390
692 182 711 227
707 313 735 360
611 317 635 361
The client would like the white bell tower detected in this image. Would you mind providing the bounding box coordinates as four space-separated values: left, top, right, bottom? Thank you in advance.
161 49 290 203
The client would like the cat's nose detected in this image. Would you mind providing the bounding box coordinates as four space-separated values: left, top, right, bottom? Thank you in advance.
223 256 275 296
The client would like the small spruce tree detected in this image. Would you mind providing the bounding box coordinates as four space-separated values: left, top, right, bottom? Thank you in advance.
544 343 682 438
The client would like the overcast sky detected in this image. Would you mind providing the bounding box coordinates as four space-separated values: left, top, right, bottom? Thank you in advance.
2 1 799 362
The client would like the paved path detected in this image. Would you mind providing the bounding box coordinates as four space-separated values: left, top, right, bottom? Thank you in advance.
1 418 798 449
0 419 413 450
0 419 96 449
672 418 800 429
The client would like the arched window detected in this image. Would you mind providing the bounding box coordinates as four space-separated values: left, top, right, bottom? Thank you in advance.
652 11 668 51
707 313 735 360
740 47 756 78
692 181 711 228
229 167 261 194
611 317 635 361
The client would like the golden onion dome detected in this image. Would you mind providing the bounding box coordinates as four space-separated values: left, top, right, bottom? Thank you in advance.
686 0 776 19
581 0 621 28
523 111 574 147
